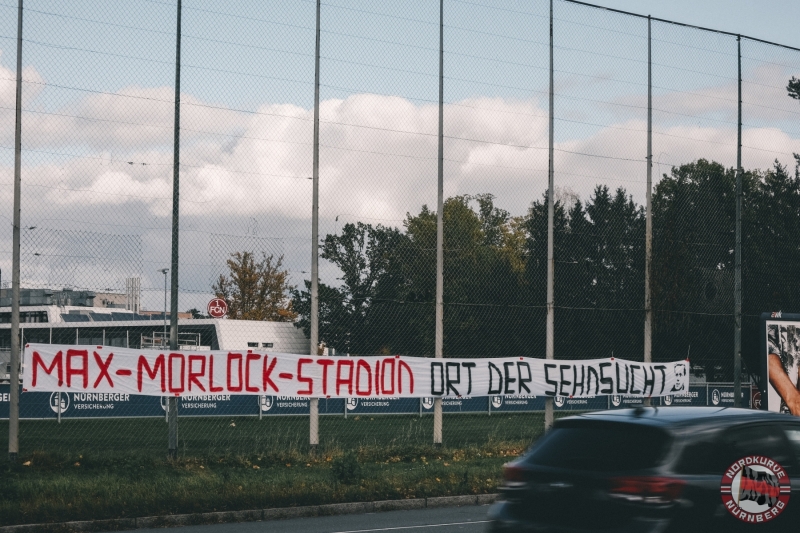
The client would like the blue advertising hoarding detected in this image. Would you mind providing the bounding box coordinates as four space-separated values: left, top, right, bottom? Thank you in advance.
490 395 546 412
659 386 707 407
345 397 419 415
553 395 608 411
419 396 488 414
707 385 750 408
0 383 753 420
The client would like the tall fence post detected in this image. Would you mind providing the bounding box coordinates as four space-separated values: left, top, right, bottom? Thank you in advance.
167 0 182 459
309 0 321 451
544 0 555 432
8 0 23 464
643 15 653 406
733 35 742 407
433 0 444 447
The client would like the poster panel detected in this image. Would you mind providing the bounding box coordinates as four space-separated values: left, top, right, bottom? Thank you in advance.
762 312 800 414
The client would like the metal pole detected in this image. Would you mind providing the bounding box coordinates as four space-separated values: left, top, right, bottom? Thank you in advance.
643 15 653 407
161 269 168 346
309 0 321 451
433 0 444 446
733 35 742 407
544 0 555 432
9 0 23 463
167 0 181 459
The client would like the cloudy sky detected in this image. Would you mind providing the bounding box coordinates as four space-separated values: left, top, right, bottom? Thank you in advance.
0 0 798 311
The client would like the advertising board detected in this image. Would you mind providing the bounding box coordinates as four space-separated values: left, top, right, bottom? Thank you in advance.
762 312 800 414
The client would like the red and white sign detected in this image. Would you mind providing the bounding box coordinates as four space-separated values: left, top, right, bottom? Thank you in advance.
207 298 228 318
721 455 790 523
22 343 690 400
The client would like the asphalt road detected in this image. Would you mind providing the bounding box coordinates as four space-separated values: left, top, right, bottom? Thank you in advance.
127 506 491 533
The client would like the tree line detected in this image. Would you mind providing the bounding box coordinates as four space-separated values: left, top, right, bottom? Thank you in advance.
283 158 797 381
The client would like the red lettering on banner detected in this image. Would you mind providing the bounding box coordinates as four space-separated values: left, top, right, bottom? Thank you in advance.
227 353 243 392
298 358 313 395
336 360 354 395
66 349 89 388
262 356 279 392
374 360 380 394
381 359 395 395
93 352 114 388
168 353 185 393
32 350 63 387
209 355 223 392
317 359 334 395
398 360 414 394
245 353 260 392
356 360 372 396
188 355 206 391
137 354 166 392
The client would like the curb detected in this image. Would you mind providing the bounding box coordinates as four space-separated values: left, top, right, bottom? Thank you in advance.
0 494 498 533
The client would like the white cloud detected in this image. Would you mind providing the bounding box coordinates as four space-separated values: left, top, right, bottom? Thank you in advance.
2 50 800 300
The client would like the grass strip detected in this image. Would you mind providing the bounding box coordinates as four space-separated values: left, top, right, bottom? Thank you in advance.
0 413 550 526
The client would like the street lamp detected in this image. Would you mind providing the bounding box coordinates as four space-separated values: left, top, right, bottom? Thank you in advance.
159 269 169 348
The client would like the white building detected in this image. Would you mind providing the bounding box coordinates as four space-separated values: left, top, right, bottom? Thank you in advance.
0 304 308 380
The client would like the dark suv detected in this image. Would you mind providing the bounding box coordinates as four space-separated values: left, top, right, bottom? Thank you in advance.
488 407 800 532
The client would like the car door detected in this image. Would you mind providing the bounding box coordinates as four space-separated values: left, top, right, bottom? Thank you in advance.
714 423 797 531
778 423 800 525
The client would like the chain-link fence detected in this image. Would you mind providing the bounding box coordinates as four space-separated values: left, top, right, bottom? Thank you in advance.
1 0 799 462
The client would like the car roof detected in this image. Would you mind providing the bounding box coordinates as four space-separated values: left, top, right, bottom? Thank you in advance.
556 407 798 430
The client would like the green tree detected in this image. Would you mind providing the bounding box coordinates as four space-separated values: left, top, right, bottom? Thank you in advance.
292 222 403 354
788 76 800 101
213 252 296 321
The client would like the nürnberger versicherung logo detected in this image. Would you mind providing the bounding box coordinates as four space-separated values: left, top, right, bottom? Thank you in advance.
721 455 790 523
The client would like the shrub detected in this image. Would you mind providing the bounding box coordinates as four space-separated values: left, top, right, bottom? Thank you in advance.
331 451 361 484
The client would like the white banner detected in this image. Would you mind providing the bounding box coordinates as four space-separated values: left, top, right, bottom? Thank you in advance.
22 344 689 399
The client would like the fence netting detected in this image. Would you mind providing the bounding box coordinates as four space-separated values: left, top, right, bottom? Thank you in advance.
1 0 799 466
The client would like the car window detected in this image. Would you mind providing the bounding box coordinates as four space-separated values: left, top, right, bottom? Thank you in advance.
675 430 726 475
783 426 800 461
723 424 793 467
676 424 793 475
525 423 673 472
